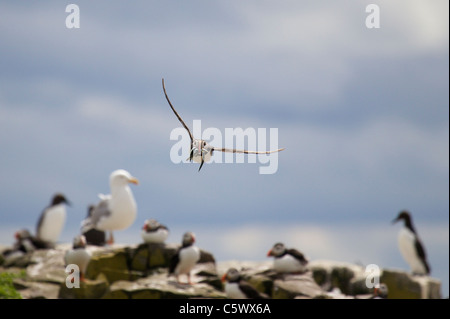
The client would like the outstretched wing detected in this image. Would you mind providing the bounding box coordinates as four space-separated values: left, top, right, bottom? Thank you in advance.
213 147 285 154
162 78 194 143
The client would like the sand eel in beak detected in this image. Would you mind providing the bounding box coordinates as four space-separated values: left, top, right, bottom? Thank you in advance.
393 210 430 276
81 169 138 245
162 78 285 171
221 268 270 299
267 242 309 274
36 193 71 245
168 231 200 285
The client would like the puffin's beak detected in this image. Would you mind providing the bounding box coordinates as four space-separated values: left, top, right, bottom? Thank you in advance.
129 178 139 185
221 273 227 283
267 250 273 257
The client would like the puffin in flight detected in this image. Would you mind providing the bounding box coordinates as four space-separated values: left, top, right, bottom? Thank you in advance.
267 242 309 274
168 231 200 284
36 193 71 245
81 169 139 245
162 78 285 171
393 210 430 276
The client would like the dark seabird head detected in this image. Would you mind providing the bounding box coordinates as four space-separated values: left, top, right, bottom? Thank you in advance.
142 219 167 232
267 242 287 257
51 193 71 207
392 210 416 232
181 232 196 247
72 235 87 249
221 268 241 283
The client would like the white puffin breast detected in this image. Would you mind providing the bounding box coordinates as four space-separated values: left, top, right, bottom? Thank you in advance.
175 246 200 275
273 254 306 273
225 282 248 299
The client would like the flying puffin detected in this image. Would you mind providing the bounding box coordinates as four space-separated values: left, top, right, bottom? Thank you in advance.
168 231 200 284
141 219 169 244
162 78 285 171
221 268 270 299
64 235 91 282
36 193 71 245
393 210 430 275
267 242 309 273
81 169 139 245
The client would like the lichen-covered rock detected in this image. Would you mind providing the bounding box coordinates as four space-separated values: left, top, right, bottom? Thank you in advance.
58 278 109 299
272 273 327 299
381 269 441 299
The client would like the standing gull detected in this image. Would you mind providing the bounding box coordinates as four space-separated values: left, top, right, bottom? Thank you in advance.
393 210 430 275
162 78 285 171
36 193 71 245
81 169 139 245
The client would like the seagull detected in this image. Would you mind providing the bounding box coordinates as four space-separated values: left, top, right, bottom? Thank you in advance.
81 169 139 245
221 268 270 299
162 78 285 171
168 231 200 285
64 235 91 282
141 219 169 244
267 242 309 274
36 193 71 245
393 210 430 276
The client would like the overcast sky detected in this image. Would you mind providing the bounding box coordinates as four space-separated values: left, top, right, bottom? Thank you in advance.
0 1 448 297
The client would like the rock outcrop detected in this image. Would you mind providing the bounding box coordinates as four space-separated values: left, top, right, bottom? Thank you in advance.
0 244 442 299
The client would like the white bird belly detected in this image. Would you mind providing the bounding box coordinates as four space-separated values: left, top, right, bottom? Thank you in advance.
398 228 427 274
273 254 306 273
175 246 200 275
97 190 137 231
225 282 248 299
39 205 66 243
141 229 169 244
65 249 91 274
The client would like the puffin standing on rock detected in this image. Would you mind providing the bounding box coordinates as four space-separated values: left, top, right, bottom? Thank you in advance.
141 219 169 244
222 268 270 299
169 232 200 284
64 235 91 282
36 193 71 246
267 242 309 274
81 169 139 245
393 210 431 276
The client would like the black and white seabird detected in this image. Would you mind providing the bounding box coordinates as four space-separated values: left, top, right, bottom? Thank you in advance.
162 78 285 171
2 229 50 258
168 231 200 284
64 235 91 282
371 283 389 299
221 268 270 299
36 193 71 245
393 210 430 276
81 169 139 245
141 219 169 244
267 242 309 274
81 205 106 246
